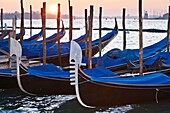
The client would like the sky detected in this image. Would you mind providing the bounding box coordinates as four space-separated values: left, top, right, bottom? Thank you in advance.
0 0 170 17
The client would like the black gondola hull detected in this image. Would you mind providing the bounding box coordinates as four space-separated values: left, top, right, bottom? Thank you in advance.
0 74 75 95
78 69 170 107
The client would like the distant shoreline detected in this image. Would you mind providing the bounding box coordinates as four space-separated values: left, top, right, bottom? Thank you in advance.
1 12 168 20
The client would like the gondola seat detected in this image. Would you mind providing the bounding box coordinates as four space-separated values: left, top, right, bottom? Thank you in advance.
127 60 146 73
160 57 170 69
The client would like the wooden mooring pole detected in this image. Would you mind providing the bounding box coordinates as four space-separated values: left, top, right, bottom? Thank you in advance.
15 15 17 29
167 6 170 52
20 0 24 46
12 18 16 39
88 5 93 69
42 2 46 64
57 3 61 66
30 5 32 37
40 8 43 26
8 32 11 68
69 6 73 41
85 9 88 57
68 0 70 8
122 8 126 50
139 0 143 76
99 7 102 57
1 9 3 30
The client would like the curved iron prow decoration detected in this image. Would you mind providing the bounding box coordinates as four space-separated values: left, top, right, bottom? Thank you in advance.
69 41 95 108
16 26 25 40
0 31 8 40
61 19 65 33
58 19 66 41
45 19 66 43
25 30 43 41
10 38 35 96
93 18 118 31
114 18 118 30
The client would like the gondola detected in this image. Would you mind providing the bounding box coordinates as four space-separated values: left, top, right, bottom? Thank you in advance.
0 20 65 47
81 34 167 73
0 30 41 41
0 24 23 40
22 30 42 41
0 22 66 58
69 40 170 108
0 38 74 95
0 32 21 40
27 18 118 66
0 63 74 95
0 31 41 43
23 20 66 43
102 36 168 73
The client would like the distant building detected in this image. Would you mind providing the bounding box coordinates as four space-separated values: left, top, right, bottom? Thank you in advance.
144 11 148 19
162 13 168 19
144 10 168 20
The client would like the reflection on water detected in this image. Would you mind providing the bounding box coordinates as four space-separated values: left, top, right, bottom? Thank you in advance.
0 89 134 113
96 105 133 113
0 89 75 112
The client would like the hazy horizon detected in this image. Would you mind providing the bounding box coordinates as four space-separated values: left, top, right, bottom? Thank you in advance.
0 0 170 17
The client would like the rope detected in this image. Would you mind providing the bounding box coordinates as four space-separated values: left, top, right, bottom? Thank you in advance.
97 43 105 52
79 80 90 85
155 88 159 103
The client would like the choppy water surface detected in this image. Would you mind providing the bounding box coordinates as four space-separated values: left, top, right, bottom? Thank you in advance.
1 18 170 112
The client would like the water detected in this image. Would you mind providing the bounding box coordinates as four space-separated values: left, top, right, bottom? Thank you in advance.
1 18 170 112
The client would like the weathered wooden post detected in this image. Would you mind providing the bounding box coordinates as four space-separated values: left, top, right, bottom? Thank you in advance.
12 18 16 39
139 0 143 76
99 7 102 57
41 8 43 26
20 0 24 46
68 0 70 8
42 2 46 64
15 15 17 30
57 3 61 66
85 9 88 57
1 9 3 30
8 31 11 68
30 5 32 37
69 6 73 41
88 5 93 69
122 8 126 50
167 6 170 52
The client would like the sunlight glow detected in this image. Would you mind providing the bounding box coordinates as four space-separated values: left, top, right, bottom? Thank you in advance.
49 4 57 14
